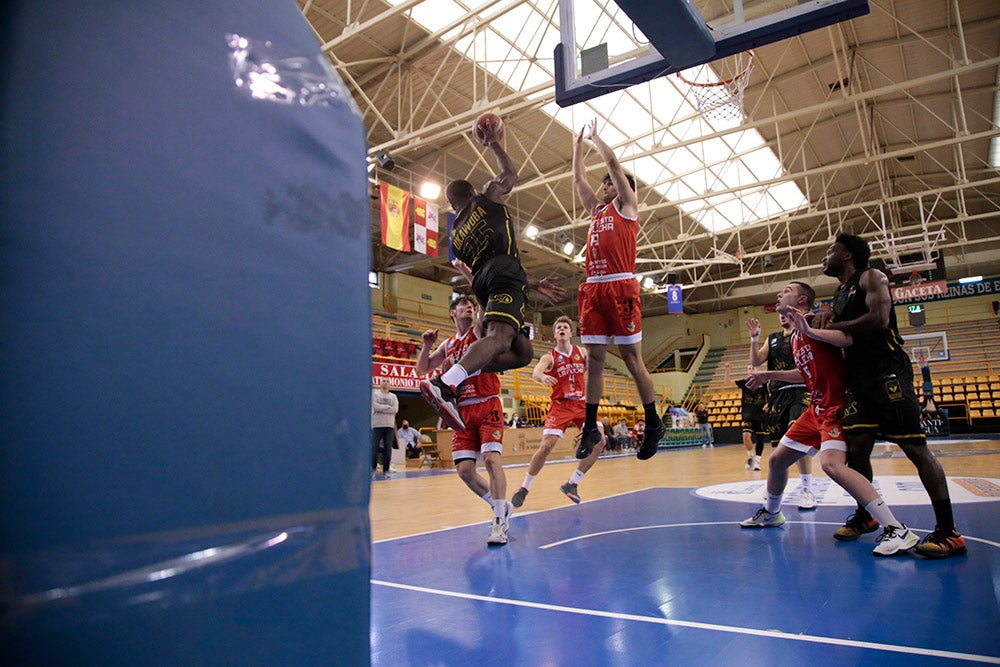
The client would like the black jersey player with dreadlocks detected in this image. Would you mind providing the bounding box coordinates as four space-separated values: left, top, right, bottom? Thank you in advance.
817 233 964 558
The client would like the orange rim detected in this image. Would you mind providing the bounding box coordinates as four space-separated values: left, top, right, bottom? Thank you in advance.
676 50 754 88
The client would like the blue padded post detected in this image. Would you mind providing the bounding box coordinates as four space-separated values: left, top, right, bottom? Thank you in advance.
0 1 371 664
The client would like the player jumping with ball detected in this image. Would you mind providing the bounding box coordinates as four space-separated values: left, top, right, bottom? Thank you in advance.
420 113 564 431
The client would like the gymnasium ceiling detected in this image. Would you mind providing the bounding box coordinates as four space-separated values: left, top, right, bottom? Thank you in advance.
300 0 1000 317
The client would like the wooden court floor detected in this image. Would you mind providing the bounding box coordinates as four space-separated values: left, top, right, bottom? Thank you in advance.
370 436 1000 542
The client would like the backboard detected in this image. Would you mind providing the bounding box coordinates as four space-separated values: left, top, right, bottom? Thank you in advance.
555 0 871 107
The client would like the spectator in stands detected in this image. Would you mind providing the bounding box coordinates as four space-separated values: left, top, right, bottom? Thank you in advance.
397 420 422 459
416 295 512 546
512 316 607 508
747 313 815 509
632 420 645 449
695 402 713 447
371 378 398 478
610 418 632 451
816 233 964 558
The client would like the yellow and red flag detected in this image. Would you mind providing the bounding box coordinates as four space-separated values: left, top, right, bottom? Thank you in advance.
380 182 411 251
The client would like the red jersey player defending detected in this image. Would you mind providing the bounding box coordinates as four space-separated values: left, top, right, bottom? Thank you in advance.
572 118 665 461
739 282 918 557
511 316 607 508
416 295 512 546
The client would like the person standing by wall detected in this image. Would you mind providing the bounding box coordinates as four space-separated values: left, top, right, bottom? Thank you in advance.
695 402 713 447
371 378 399 478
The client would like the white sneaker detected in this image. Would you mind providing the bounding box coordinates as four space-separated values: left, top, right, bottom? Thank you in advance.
740 508 785 528
797 488 817 510
745 457 753 470
753 460 761 471
872 525 919 556
487 518 508 546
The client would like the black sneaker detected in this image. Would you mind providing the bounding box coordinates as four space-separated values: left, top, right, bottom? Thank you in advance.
560 482 581 504
637 421 665 460
419 376 465 432
511 486 529 508
576 425 601 459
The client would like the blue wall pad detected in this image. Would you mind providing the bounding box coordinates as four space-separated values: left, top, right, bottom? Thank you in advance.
0 2 371 664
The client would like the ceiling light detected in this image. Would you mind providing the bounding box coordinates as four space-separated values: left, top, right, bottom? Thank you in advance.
525 224 539 240
419 181 441 199
562 241 575 255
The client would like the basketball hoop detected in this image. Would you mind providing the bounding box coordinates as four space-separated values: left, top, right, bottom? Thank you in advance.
676 50 754 121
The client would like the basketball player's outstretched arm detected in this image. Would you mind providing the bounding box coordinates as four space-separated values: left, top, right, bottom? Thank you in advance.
583 119 637 218
482 137 518 202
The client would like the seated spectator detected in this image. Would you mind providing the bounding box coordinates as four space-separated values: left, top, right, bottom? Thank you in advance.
611 419 633 450
632 420 646 447
397 420 423 459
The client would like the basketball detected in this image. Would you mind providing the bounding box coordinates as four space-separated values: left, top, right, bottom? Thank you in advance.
472 112 504 145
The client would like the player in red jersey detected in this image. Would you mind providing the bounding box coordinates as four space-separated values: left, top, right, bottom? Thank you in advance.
739 282 918 557
511 316 607 508
572 118 665 461
416 295 512 546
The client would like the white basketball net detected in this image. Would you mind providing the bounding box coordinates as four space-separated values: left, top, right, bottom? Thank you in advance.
676 51 754 121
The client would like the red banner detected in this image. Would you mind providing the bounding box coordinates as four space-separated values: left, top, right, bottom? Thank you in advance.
380 182 411 251
372 361 421 391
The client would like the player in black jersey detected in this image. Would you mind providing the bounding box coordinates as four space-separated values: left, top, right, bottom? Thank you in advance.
726 362 768 470
748 313 816 509
420 122 563 432
818 233 965 558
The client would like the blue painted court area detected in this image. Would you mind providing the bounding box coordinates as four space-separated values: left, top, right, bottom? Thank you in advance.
372 486 1000 665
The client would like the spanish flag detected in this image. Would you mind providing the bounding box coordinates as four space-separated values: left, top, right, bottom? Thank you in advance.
380 182 410 251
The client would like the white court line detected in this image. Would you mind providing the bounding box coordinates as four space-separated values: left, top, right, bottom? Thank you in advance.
372 485 660 544
371 579 1000 664
539 520 1000 551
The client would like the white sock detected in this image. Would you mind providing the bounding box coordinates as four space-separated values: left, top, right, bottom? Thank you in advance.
440 364 470 389
865 497 902 529
765 492 784 514
800 474 813 491
491 498 507 520
521 473 536 491
481 492 493 505
569 469 585 484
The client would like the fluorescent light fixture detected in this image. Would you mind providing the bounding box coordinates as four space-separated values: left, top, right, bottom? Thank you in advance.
525 224 539 240
958 276 983 284
419 182 441 199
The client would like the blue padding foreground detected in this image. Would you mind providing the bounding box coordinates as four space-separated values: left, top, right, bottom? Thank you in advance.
0 1 370 663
